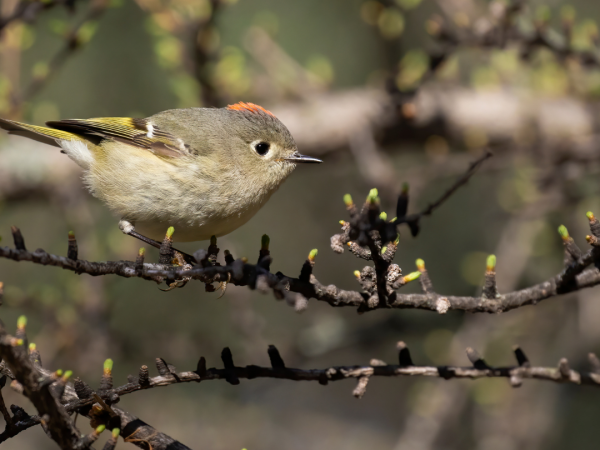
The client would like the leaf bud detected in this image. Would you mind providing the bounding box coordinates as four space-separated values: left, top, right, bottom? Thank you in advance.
103 358 113 374
166 226 175 239
367 188 379 204
261 234 270 250
17 315 27 330
403 271 421 283
486 254 496 271
343 194 353 206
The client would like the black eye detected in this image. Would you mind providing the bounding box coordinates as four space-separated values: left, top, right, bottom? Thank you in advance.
254 142 270 156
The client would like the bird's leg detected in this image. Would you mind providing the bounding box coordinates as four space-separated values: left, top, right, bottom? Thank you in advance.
118 220 197 264
119 220 162 249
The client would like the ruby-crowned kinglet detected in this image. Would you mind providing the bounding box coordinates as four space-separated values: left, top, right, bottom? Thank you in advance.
0 102 321 242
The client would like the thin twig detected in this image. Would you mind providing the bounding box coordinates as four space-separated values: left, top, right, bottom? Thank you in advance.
414 150 493 219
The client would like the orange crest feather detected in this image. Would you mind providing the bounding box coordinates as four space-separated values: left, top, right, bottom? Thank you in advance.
226 102 275 117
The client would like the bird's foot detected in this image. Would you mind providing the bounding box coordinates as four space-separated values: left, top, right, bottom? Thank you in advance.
216 273 231 299
119 220 196 265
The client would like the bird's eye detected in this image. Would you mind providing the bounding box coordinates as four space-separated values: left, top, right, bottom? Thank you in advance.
254 142 270 156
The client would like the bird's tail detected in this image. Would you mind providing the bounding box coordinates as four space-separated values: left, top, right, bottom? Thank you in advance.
0 118 83 148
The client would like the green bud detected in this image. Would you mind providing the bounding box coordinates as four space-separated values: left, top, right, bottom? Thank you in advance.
394 234 400 245
379 211 388 221
390 217 397 223
96 425 106 434
104 358 113 372
56 369 63 377
210 235 217 246
112 428 120 438
309 249 318 261
17 315 27 329
353 270 361 279
381 246 387 254
339 220 346 225
15 339 23 346
486 254 496 271
138 247 145 256
404 271 421 282
586 211 595 221
261 234 270 250
367 188 379 204
166 226 175 239
62 370 73 381
558 225 569 239
343 194 353 206
68 230 75 239
29 343 36 351
401 182 409 194
415 258 425 271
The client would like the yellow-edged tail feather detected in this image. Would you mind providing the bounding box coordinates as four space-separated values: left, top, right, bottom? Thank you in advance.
0 118 83 148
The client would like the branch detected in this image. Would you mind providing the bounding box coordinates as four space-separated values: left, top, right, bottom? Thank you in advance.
0 150 597 317
0 320 80 449
0 322 193 450
0 375 41 443
2 213 600 315
55 343 600 411
1 318 599 448
400 150 493 230
112 407 191 450
2 154 600 315
3 327 598 413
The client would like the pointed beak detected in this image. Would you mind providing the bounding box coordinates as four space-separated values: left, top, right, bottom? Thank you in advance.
285 152 322 164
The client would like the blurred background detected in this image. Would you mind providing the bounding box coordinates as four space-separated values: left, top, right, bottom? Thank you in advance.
1 0 600 448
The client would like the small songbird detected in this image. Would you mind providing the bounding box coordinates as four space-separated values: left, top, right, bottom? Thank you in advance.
0 102 321 244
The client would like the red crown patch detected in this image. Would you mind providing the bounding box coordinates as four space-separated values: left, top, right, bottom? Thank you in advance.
226 102 275 117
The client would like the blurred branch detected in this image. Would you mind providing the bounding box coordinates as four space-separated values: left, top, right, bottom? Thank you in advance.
14 0 108 111
190 0 222 107
0 0 78 33
244 27 327 100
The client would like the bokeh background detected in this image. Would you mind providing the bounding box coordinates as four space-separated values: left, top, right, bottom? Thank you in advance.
1 0 600 448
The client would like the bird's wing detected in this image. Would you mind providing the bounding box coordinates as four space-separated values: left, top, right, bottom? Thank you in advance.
46 117 188 158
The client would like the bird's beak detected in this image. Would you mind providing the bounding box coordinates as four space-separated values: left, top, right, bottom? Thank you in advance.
285 152 322 164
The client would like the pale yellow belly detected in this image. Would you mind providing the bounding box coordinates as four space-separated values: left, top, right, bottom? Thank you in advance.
132 209 261 242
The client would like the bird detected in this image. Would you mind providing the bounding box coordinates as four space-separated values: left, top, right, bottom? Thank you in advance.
0 102 321 246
